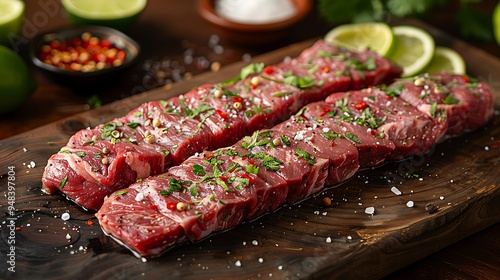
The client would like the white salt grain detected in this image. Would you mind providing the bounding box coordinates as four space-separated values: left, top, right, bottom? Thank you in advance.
406 201 414 207
61 213 70 221
326 237 332 243
391 186 402 196
365 207 375 215
235 260 242 267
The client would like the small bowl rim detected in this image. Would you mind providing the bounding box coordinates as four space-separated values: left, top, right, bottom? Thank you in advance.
30 25 140 78
198 0 312 32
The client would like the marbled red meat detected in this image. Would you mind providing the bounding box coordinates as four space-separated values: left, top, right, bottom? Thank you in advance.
96 73 493 258
42 40 402 210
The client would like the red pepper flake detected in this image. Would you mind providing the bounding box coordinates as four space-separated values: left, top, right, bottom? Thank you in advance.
215 109 227 119
166 202 176 210
219 175 229 182
232 97 243 103
250 84 258 90
241 173 255 184
492 144 499 149
263 66 274 74
463 76 469 83
86 219 94 226
354 101 367 110
321 66 330 73
320 107 330 117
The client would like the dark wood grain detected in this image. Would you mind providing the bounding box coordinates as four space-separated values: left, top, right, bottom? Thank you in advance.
1 1 499 279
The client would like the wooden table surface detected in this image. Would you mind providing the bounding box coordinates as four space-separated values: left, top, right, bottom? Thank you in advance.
1 1 498 279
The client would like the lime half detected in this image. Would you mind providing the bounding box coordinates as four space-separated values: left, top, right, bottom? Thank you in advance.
423 46 466 75
61 0 147 31
0 0 24 46
389 25 435 77
324 22 394 57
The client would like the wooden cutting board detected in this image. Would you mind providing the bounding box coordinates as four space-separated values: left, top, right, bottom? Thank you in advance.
1 21 499 279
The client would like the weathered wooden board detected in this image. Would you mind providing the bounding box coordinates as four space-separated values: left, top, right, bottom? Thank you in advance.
1 21 499 279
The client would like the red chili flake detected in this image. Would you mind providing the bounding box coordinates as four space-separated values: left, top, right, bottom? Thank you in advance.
166 202 176 210
232 97 243 103
492 144 499 149
263 66 274 74
321 66 330 73
320 107 330 117
86 219 94 226
15 226 21 231
218 175 229 182
241 173 255 184
215 109 227 119
354 101 367 110
463 76 469 83
114 196 121 201
250 84 257 90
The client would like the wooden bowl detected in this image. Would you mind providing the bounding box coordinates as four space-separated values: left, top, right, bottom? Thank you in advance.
197 0 312 46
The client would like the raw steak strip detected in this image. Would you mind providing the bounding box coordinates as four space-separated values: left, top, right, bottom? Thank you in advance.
96 73 494 258
42 40 402 210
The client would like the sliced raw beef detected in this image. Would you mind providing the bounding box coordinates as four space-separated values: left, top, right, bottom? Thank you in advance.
325 87 448 161
42 39 402 211
301 101 396 167
97 73 494 258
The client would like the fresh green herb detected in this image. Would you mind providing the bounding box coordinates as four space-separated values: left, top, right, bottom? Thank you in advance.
344 132 361 143
133 111 143 117
246 164 259 175
442 94 460 105
60 176 68 189
115 190 128 196
76 151 86 157
295 147 315 165
321 130 343 141
193 164 206 176
127 121 140 128
189 184 199 197
240 63 265 80
385 83 404 98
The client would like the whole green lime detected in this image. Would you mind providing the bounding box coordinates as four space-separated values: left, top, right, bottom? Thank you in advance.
0 45 36 114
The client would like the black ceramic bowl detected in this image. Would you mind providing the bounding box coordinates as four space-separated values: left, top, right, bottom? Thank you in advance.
30 26 140 88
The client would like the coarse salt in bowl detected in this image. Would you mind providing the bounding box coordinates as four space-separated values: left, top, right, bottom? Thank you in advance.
198 0 312 45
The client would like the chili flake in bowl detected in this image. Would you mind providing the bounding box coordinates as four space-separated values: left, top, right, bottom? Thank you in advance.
30 26 140 88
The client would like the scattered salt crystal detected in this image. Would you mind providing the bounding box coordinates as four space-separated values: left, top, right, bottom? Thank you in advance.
23 148 27 152
365 207 375 215
278 265 283 270
347 236 352 240
135 192 144 202
326 237 332 243
141 257 147 263
235 260 242 267
440 196 445 200
391 186 402 196
258 258 264 263
450 179 454 183
485 146 490 151
61 213 70 221
406 201 414 207
252 240 259 246
65 233 71 240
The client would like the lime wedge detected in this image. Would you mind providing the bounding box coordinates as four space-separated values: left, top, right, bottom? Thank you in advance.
388 26 435 77
61 0 146 31
324 22 394 57
493 1 500 46
0 0 24 46
423 46 466 75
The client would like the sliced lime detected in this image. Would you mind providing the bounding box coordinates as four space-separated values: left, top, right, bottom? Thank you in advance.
324 22 395 57
61 0 147 31
423 46 466 75
0 0 24 46
388 26 435 77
